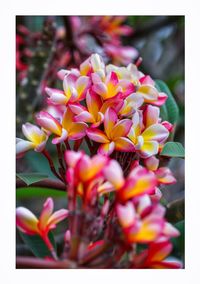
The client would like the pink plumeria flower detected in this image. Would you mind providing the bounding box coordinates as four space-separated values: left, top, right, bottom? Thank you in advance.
133 239 182 268
45 72 91 106
86 107 135 155
104 44 138 66
65 150 108 183
36 108 87 144
16 198 68 253
116 197 165 243
104 160 157 201
16 123 48 158
128 106 169 158
144 156 176 185
118 92 144 117
69 90 104 128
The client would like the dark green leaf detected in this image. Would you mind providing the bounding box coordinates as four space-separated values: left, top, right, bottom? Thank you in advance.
155 80 179 124
19 231 56 258
171 220 184 261
16 187 66 199
17 173 49 186
160 142 185 158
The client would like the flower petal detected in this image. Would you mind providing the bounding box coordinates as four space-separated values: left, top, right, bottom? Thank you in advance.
139 140 159 158
111 119 132 139
142 124 169 143
86 91 102 119
47 209 69 229
22 123 46 145
117 202 136 228
65 150 83 168
68 122 87 140
36 111 62 136
144 156 159 171
86 128 109 143
45 87 67 105
114 137 135 152
16 138 34 158
16 207 39 235
38 198 54 231
143 105 160 127
104 160 124 189
98 142 115 156
155 167 176 184
75 76 91 100
104 107 118 138
92 82 108 99
136 85 159 102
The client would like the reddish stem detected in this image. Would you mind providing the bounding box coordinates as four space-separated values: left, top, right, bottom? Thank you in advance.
42 149 63 182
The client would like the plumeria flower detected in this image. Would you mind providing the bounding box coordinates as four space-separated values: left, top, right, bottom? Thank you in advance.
116 195 179 244
36 108 87 144
144 156 176 185
16 198 68 254
118 92 144 117
104 160 157 201
86 107 135 155
69 90 104 128
133 239 182 269
80 53 106 79
104 44 138 66
45 73 91 106
16 123 48 158
128 106 169 158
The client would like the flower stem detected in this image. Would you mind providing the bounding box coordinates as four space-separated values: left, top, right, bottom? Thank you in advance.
42 149 64 182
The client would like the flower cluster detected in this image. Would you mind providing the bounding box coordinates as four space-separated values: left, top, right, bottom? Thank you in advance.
16 151 181 268
16 53 171 160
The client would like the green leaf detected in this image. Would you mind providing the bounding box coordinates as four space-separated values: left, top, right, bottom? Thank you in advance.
19 231 56 258
17 173 49 186
171 220 184 261
155 79 179 124
160 142 185 158
16 187 66 199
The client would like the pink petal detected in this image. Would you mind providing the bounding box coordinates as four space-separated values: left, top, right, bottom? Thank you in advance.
152 92 168 106
16 207 39 235
74 111 94 123
65 150 83 168
75 76 91 100
142 124 169 143
35 111 62 136
45 87 67 105
114 137 135 152
92 82 108 99
104 107 118 138
98 142 115 156
111 119 132 139
47 209 69 229
38 198 54 231
86 128 109 143
144 156 159 171
155 167 176 184
143 105 160 127
16 138 34 158
104 160 124 189
117 202 136 228
139 141 159 158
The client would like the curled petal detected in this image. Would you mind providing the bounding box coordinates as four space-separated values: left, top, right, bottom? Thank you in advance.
22 123 46 145
36 111 62 136
52 128 68 144
152 92 168 106
104 160 124 189
45 87 67 105
114 137 135 152
98 142 115 156
69 103 87 115
86 128 109 143
47 209 69 229
16 207 39 235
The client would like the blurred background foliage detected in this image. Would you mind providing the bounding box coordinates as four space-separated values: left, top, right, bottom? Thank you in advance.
16 16 184 261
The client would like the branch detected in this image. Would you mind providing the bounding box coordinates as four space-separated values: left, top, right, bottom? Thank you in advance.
16 178 66 191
